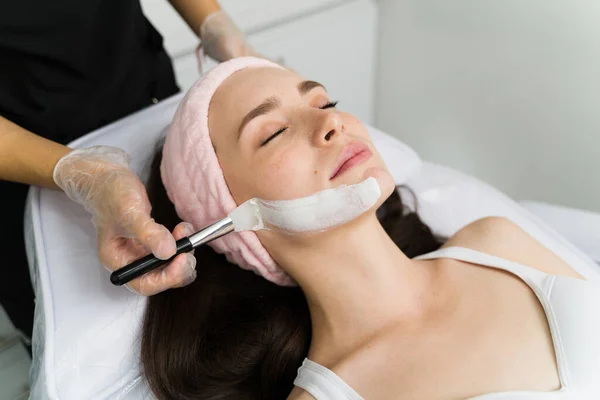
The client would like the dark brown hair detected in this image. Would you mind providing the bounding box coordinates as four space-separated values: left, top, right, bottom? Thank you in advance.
141 143 442 400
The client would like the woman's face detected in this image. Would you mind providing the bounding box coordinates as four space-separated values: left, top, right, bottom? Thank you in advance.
208 67 395 205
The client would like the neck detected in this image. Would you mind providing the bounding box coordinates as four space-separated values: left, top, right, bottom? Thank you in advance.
262 215 438 364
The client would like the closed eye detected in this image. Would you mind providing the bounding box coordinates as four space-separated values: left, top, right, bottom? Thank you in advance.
320 101 338 109
261 126 287 147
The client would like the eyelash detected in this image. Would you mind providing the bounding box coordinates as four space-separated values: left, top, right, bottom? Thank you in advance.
321 101 339 109
260 101 339 146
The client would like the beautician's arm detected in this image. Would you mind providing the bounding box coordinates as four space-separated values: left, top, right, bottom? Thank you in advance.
0 115 71 188
167 0 221 33
168 0 257 62
0 115 196 295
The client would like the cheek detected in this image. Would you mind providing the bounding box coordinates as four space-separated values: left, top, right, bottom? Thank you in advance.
263 149 307 196
222 143 321 204
219 157 251 204
259 144 322 200
341 112 367 134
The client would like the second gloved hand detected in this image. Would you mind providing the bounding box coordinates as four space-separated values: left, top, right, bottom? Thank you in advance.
53 146 197 295
200 10 257 62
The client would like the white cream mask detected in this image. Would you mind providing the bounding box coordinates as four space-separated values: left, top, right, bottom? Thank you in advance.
111 177 381 285
231 176 382 233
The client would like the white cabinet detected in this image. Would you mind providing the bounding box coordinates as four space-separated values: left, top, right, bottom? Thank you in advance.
141 0 377 124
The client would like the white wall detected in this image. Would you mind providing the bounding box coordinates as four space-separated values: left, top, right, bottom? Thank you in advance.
376 0 600 212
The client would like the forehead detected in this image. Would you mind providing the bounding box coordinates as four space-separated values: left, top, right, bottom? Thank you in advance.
208 67 303 142
212 67 301 110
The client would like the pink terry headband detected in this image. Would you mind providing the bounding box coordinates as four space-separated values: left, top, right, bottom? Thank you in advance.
160 57 295 286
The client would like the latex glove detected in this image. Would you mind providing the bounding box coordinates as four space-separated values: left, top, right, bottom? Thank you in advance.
53 146 197 295
200 10 257 62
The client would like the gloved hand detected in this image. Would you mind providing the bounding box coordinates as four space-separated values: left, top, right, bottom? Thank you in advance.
200 10 257 62
53 146 197 296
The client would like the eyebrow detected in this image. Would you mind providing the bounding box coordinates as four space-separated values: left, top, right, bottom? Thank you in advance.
237 80 327 138
298 80 326 95
237 96 280 138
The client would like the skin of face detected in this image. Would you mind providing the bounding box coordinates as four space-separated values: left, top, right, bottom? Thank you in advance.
208 67 396 214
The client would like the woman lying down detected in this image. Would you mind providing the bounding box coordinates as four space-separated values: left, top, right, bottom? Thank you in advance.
140 57 600 399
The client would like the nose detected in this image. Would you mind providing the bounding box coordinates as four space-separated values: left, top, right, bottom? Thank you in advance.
313 110 344 147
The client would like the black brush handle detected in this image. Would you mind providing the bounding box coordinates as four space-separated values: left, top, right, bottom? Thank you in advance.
110 237 193 286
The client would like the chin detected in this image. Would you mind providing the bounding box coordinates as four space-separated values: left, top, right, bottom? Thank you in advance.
333 165 396 204
361 166 396 208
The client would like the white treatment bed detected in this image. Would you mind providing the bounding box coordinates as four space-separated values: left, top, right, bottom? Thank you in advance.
23 93 600 399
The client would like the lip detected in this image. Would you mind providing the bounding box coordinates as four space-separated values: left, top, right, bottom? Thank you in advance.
330 141 372 180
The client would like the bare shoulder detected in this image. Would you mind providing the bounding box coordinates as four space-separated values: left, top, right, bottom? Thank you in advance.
287 387 317 400
442 216 584 279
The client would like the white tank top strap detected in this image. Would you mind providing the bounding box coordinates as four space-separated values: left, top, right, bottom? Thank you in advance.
414 246 550 288
294 359 365 400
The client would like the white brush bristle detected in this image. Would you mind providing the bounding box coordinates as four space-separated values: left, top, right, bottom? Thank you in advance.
229 198 265 232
